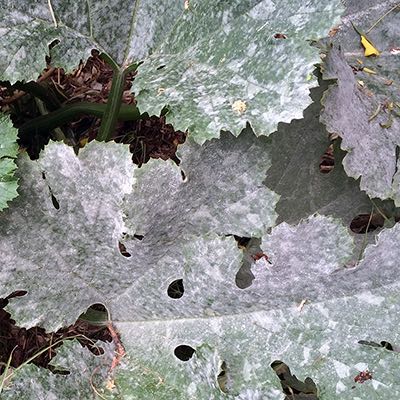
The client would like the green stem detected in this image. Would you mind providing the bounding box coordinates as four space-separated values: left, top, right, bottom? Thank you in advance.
97 53 139 142
18 102 141 137
97 66 126 142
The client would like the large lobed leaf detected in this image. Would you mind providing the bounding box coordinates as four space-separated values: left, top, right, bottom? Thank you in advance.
0 0 343 142
320 0 400 203
133 0 345 142
1 115 399 398
0 114 19 211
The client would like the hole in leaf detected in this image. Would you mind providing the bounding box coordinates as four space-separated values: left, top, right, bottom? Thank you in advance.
41 171 60 209
118 241 131 257
217 361 229 393
358 339 397 352
134 234 144 241
167 279 184 299
232 235 251 249
0 299 113 375
319 143 335 173
350 213 384 233
271 360 318 398
181 170 187 182
51 193 60 210
156 65 166 70
174 345 195 361
231 236 261 289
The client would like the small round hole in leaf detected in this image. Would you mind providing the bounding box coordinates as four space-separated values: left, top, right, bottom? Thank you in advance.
167 279 184 299
174 345 195 361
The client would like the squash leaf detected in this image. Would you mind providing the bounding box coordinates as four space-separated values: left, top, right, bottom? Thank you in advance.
0 114 19 212
0 0 344 142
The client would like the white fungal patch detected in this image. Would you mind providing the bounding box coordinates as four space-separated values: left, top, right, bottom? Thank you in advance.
333 360 351 378
248 0 276 20
355 291 385 305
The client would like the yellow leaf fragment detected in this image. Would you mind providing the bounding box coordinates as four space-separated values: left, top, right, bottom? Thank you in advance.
363 67 377 75
232 100 247 115
360 35 380 56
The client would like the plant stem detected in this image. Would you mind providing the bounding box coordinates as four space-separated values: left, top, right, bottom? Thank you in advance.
18 102 141 137
97 53 139 142
97 66 126 142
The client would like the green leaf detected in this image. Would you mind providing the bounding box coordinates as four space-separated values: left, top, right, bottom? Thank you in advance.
0 114 19 212
0 137 279 329
0 1 185 82
320 46 400 204
1 1 343 143
1 124 399 397
319 1 400 203
134 0 345 142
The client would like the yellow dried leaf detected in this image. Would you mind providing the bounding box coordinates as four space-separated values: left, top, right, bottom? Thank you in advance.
361 35 380 56
363 67 377 74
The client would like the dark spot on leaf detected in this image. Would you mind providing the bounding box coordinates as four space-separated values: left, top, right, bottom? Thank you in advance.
156 65 166 70
274 33 287 39
118 242 131 257
167 279 184 299
134 234 144 241
174 345 195 361
354 370 373 384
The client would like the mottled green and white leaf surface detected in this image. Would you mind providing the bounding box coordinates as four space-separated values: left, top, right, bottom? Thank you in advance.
0 137 279 328
320 1 400 203
0 0 344 143
320 46 400 204
0 0 184 82
0 114 19 211
1 135 400 398
134 0 345 142
1 340 115 399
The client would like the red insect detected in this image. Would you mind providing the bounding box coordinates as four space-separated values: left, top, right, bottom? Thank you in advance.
251 252 272 264
354 370 373 384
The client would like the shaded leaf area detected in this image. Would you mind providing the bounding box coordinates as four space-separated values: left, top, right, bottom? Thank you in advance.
0 294 112 375
319 1 400 203
0 51 186 165
262 76 400 262
0 114 19 211
134 0 345 142
1 340 116 400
